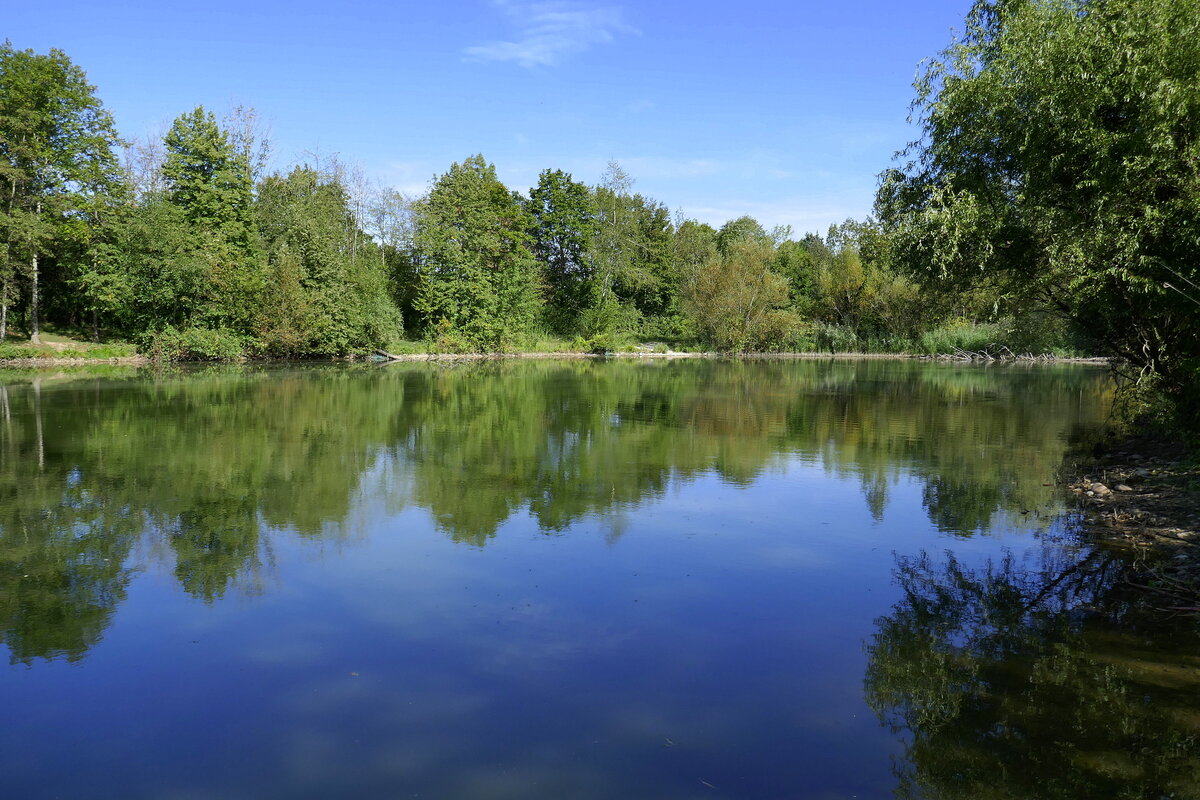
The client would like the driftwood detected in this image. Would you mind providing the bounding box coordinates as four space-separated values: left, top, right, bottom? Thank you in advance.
922 343 1063 362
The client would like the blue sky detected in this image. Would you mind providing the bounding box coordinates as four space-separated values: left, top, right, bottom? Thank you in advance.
7 0 972 236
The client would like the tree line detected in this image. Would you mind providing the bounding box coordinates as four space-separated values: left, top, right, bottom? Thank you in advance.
2 0 1198 426
0 40 1078 363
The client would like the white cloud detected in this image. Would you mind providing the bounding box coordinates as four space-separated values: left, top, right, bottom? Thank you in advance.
464 1 637 68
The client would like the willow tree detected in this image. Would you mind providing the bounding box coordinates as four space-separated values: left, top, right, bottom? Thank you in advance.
0 42 122 342
685 238 799 352
876 0 1200 426
412 155 539 351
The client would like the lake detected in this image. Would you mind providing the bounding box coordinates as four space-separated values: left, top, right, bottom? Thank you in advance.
1 359 1197 799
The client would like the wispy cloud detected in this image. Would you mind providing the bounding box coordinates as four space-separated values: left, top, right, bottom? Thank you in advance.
464 1 637 68
685 199 865 238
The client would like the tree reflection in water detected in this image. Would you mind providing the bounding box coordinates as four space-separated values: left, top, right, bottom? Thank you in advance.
0 359 1108 664
865 543 1200 799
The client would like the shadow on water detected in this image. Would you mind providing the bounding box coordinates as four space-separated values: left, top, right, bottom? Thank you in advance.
0 359 1107 665
865 535 1200 799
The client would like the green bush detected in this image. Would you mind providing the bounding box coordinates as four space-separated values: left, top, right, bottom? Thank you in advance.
145 327 249 362
917 320 1003 355
814 323 864 353
916 314 1081 357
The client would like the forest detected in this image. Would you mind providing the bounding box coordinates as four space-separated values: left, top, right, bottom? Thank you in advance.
0 0 1197 427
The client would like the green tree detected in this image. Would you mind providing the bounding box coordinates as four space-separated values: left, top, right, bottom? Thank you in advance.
0 42 122 343
685 238 799 351
583 162 674 344
672 219 718 289
716 215 772 254
366 186 419 330
412 155 540 351
100 198 203 332
527 168 597 334
255 164 401 355
876 0 1200 426
162 106 261 331
624 194 675 320
772 238 818 313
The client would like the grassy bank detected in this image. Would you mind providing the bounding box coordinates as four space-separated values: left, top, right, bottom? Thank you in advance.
0 331 142 363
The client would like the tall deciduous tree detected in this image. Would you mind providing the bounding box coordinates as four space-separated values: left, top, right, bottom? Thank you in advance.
0 42 121 342
528 168 596 334
162 106 260 329
255 164 400 355
876 0 1200 425
413 155 539 351
584 162 673 341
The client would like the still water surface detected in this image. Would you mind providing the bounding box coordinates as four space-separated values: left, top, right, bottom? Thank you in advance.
1 359 1197 799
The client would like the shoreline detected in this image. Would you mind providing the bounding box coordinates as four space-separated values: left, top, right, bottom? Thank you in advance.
370 350 1112 365
1067 435 1200 614
0 355 150 367
0 350 1113 368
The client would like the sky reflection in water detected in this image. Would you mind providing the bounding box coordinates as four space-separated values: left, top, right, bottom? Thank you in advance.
2 359 1194 799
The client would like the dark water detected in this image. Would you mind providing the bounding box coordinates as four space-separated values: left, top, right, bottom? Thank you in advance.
1 359 1197 799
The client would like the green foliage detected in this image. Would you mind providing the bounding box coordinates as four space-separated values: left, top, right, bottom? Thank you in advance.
255 165 401 356
685 238 800 351
800 220 925 346
528 168 597 334
916 319 1005 355
100 198 205 331
0 42 123 342
918 313 1082 356
413 155 540 351
163 106 254 248
145 326 249 362
716 215 772 254
0 41 1148 364
877 0 1200 428
584 162 676 342
161 105 263 331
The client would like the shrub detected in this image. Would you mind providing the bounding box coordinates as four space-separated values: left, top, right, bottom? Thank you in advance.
145 327 249 361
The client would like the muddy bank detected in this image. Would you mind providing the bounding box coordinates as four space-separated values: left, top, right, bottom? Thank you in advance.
372 349 1111 364
0 349 1112 367
1068 436 1200 613
0 355 150 367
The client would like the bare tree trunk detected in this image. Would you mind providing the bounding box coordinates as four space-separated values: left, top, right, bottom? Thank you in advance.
0 276 7 340
29 201 41 345
92 308 99 342
29 248 39 344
